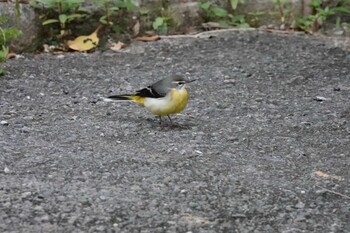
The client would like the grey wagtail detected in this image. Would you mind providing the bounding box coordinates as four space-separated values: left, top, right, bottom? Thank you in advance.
106 75 195 124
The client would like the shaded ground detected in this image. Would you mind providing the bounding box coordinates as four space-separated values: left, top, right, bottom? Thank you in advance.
1 30 350 232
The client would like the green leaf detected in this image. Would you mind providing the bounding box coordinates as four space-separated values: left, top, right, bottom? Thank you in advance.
0 46 9 63
152 17 164 30
238 23 250 28
336 17 341 27
89 0 105 8
116 0 137 11
200 2 210 10
212 7 228 17
59 14 67 24
233 14 245 22
42 19 60 25
272 0 286 4
0 68 6 76
66 13 85 21
230 0 238 10
333 7 350 14
99 15 108 24
123 0 137 11
139 7 149 15
66 0 84 4
158 24 168 34
60 0 84 12
109 7 120 12
309 0 321 9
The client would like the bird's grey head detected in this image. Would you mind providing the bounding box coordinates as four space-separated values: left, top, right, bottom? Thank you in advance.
170 75 195 89
152 75 195 95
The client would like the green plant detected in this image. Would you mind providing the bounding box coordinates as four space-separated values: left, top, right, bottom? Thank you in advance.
15 0 21 24
152 16 172 34
0 16 22 75
200 0 249 28
246 11 264 27
271 0 287 23
148 0 177 35
30 0 87 36
90 0 138 26
296 0 350 32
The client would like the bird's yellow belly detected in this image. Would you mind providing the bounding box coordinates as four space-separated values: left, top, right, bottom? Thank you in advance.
144 89 189 116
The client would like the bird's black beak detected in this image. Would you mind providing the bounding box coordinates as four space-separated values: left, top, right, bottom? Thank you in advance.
185 79 196 83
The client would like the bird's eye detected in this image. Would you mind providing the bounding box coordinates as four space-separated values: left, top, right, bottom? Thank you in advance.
178 81 184 86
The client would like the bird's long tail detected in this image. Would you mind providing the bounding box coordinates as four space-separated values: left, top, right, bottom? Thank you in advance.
106 95 145 106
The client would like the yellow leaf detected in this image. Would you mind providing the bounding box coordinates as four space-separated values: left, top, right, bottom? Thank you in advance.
67 27 100 51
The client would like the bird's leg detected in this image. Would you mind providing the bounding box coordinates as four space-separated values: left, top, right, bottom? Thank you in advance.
158 116 162 125
167 115 173 125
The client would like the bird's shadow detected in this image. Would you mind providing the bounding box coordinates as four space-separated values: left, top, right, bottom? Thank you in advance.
146 118 195 131
108 114 195 131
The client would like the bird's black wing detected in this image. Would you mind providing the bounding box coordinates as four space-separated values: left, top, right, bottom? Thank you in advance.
135 86 164 98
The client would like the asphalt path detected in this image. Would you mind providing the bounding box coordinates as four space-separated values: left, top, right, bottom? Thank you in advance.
1 30 350 232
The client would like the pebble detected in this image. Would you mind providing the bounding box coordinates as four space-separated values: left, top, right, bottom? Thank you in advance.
223 79 236 85
0 120 9 126
20 127 31 133
4 167 10 173
313 96 328 102
57 196 65 202
96 225 106 231
41 215 50 222
21 191 32 199
295 201 305 209
194 150 202 154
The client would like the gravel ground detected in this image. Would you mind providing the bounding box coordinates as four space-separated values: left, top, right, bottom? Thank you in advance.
1 30 350 232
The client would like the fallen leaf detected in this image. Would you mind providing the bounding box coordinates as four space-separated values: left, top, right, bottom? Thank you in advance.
7 52 17 59
43 44 50 53
135 35 160 42
43 44 66 53
314 171 342 181
67 26 100 51
110 41 126 51
132 20 140 36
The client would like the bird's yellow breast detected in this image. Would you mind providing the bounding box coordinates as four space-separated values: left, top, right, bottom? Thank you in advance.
170 88 189 114
144 88 189 116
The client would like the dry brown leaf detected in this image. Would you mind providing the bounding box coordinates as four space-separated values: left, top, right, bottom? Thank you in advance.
110 41 127 51
135 35 160 42
7 52 16 59
314 171 342 181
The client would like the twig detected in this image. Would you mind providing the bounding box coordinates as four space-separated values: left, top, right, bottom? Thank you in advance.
160 28 256 39
316 185 350 200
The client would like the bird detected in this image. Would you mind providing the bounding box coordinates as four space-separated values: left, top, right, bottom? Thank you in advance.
106 75 195 124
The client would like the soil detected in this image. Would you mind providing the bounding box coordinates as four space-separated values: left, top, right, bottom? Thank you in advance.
1 29 350 232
